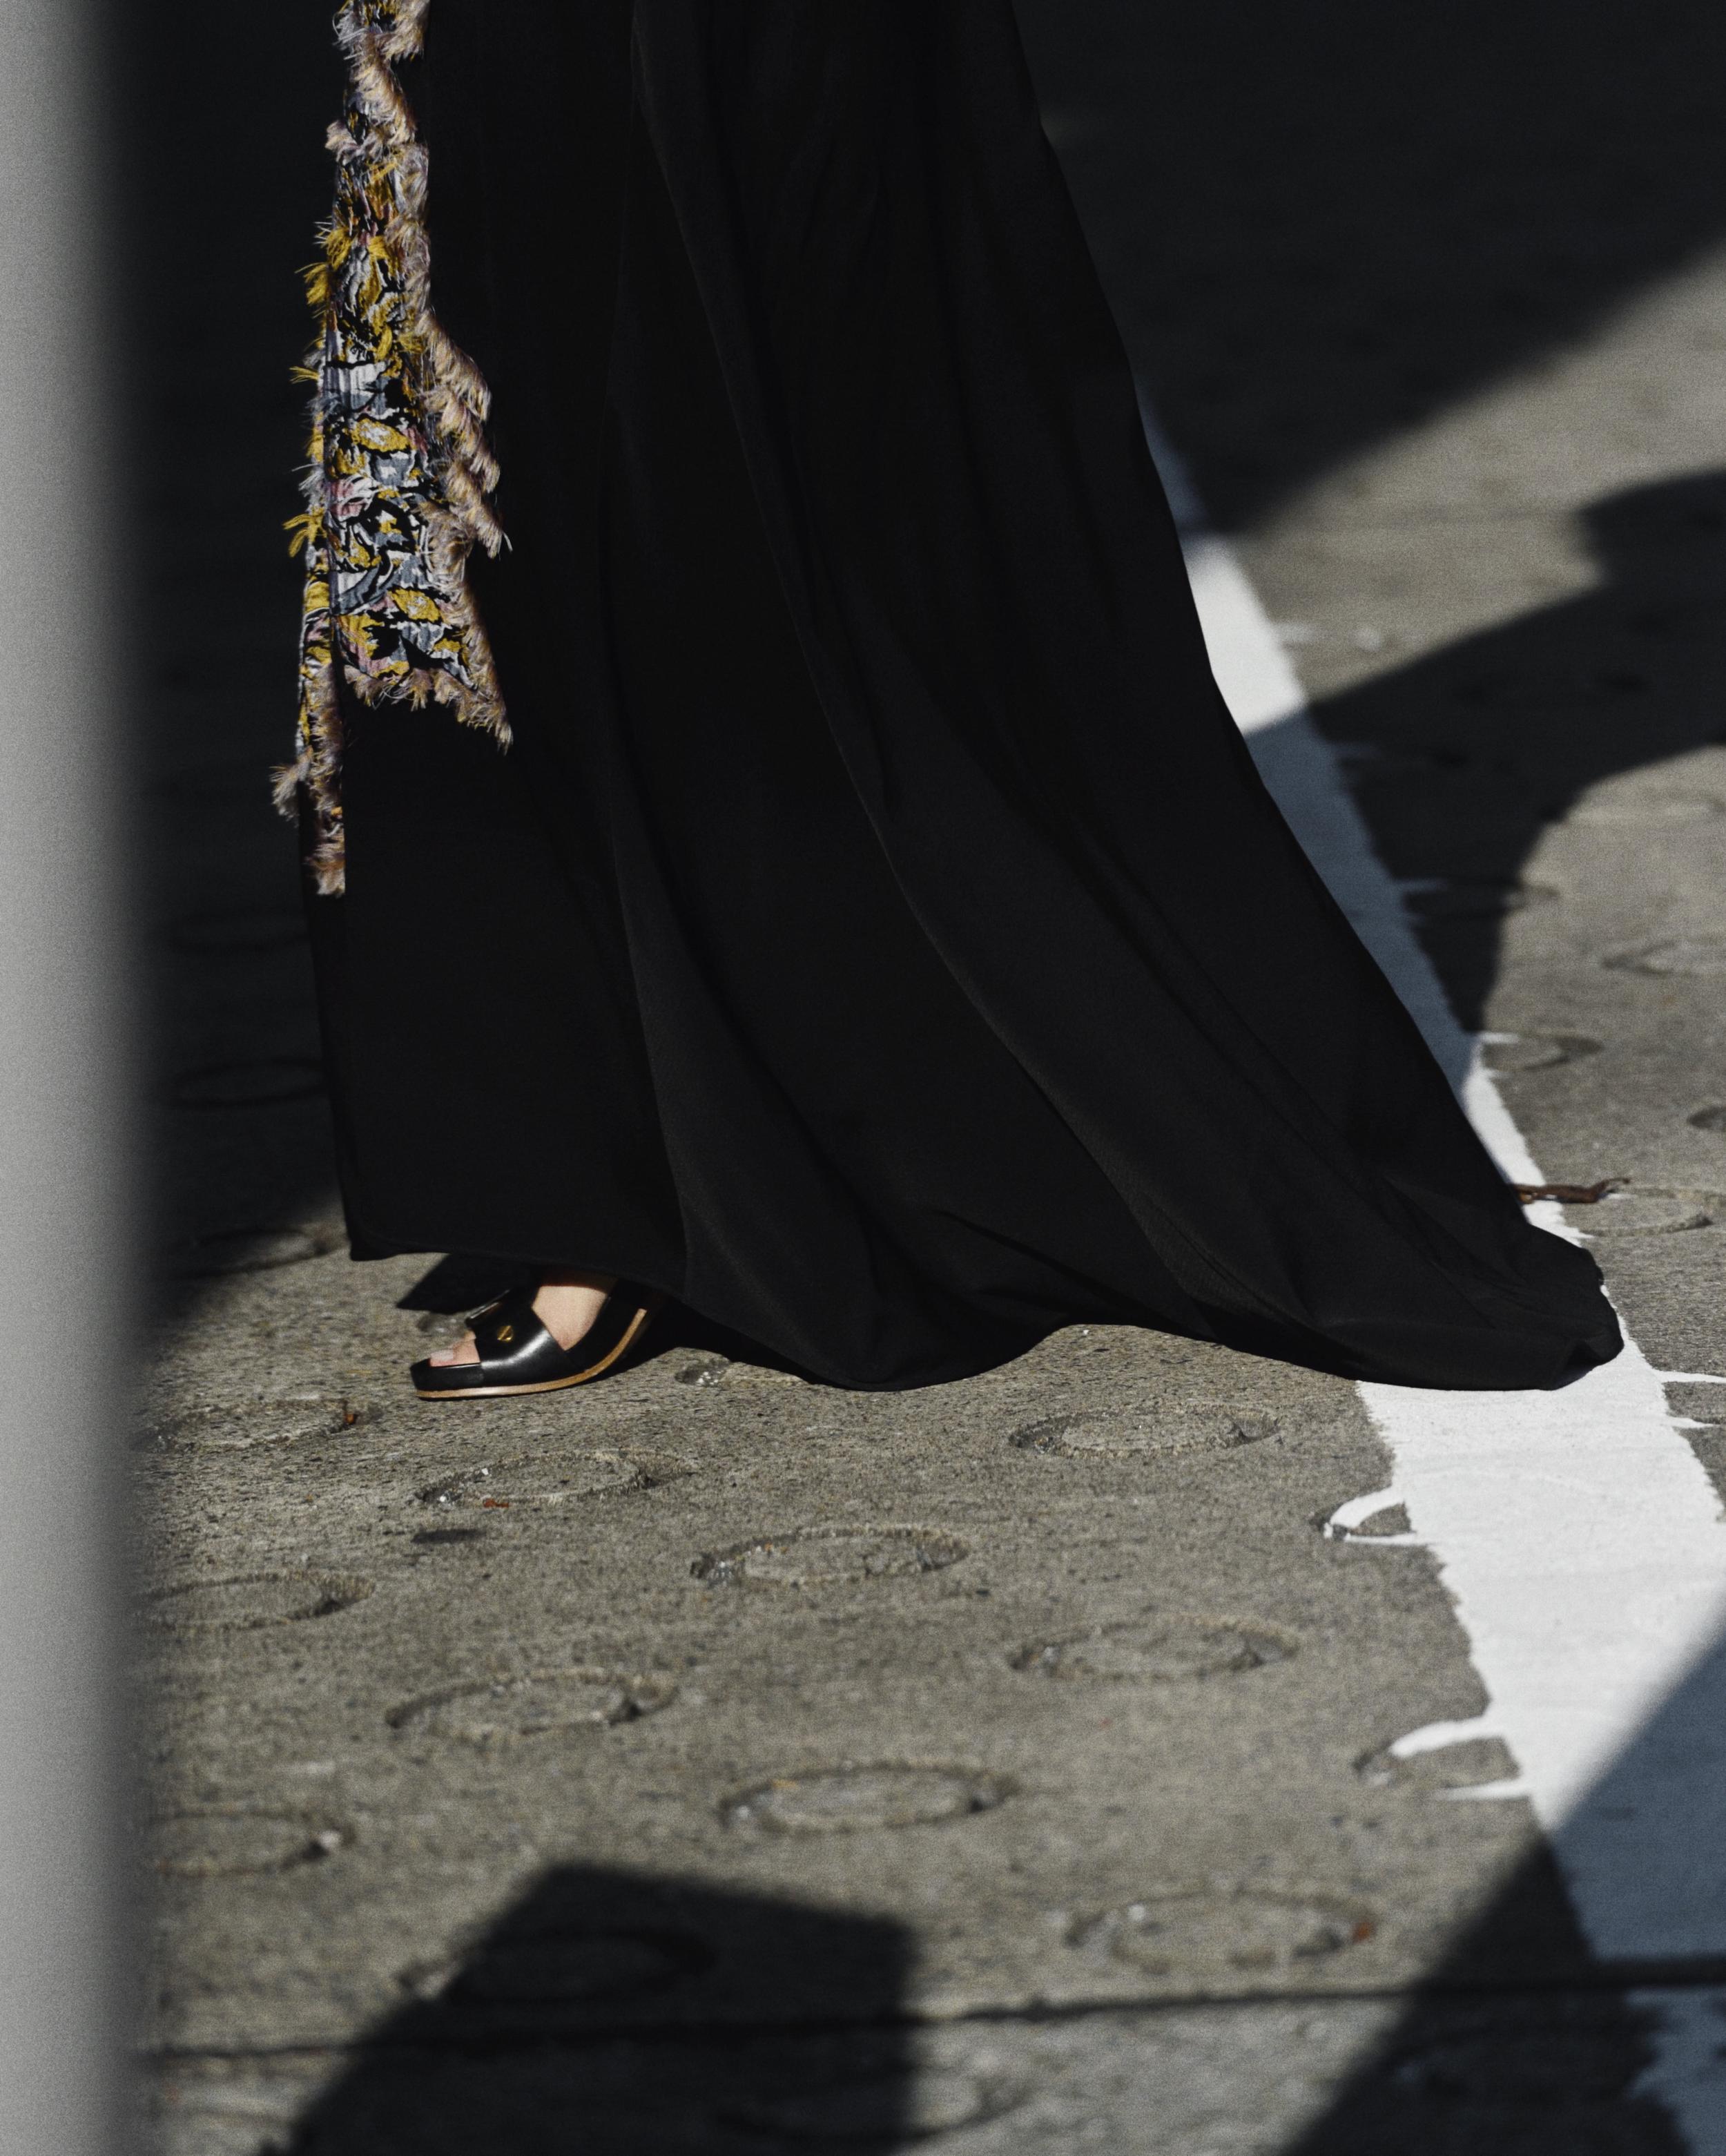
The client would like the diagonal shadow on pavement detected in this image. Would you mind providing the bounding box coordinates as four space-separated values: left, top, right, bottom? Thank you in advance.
1301 470 1726 1039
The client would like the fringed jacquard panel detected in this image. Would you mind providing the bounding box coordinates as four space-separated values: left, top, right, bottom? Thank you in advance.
281 0 507 895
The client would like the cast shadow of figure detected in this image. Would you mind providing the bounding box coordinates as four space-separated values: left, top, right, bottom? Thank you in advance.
1302 468 1726 1045
1283 1893 1697 2153
280 1865 915 2156
1015 0 1726 535
1281 1624 1726 2153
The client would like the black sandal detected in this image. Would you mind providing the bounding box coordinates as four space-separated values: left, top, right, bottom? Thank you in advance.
411 1282 663 1400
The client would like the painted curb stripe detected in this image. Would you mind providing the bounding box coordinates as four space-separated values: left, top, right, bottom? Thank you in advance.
1140 393 1726 2144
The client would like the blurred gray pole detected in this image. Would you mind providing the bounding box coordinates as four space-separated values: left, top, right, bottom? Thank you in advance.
0 1 130 2152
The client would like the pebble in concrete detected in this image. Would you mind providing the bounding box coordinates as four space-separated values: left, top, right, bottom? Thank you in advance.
690 1525 968 1587
1069 1889 1378 1980
416 1452 692 1510
1011 1613 1297 1682
148 1805 347 1879
1011 1407 1277 1457
388 1668 677 1745
724 1765 1011 1834
142 1571 372 1631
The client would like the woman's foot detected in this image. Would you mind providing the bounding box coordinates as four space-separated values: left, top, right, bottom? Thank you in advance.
428 1269 617 1369
411 1274 663 1400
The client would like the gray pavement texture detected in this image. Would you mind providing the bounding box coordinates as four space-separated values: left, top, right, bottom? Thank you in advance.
128 3 1726 2150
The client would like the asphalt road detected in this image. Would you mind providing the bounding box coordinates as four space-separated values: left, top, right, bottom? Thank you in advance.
133 5 1726 2149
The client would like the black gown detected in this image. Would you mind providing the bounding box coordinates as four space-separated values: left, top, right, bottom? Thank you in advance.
303 0 1621 1392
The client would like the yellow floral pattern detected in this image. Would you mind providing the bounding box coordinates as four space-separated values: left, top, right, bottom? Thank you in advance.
281 0 506 894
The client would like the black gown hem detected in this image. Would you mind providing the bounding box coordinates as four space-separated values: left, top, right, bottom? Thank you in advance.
336 1204 1618 1398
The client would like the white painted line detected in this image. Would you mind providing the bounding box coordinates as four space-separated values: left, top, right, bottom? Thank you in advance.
1359 1340 1726 1955
1139 395 1726 2144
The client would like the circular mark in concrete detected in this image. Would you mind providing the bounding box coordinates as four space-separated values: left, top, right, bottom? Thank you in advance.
1689 1106 1726 1134
1357 1735 1519 1793
416 1451 690 1510
1575 1190 1712 1235
148 1804 347 1878
1070 1889 1377 1978
388 1667 676 1745
167 907 308 955
138 1398 362 1454
724 1764 1011 1835
1572 794 1722 826
1011 1407 1276 1458
722 2067 1027 2141
1012 1614 1297 1683
164 1225 342 1277
1605 937 1726 978
1480 1033 1601 1075
167 1058 325 1108
691 1526 967 1588
401 1925 712 2010
141 1571 373 1632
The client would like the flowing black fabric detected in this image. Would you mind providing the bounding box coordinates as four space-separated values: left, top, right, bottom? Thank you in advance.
306 0 1622 1390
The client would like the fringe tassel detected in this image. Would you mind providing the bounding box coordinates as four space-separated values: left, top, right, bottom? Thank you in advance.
281 0 507 896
